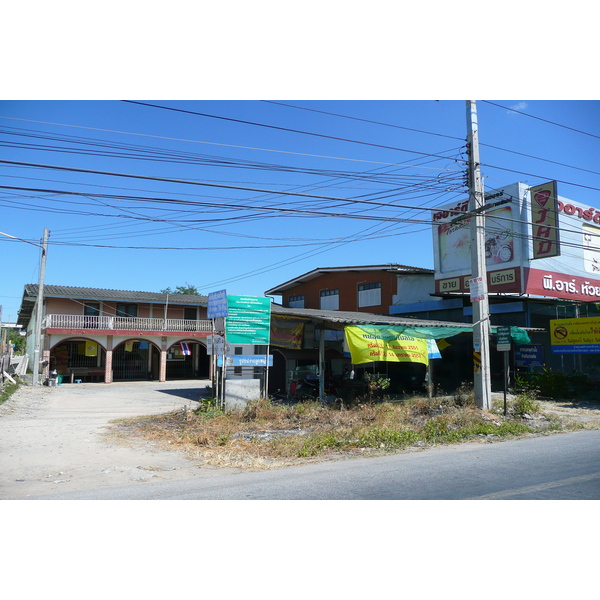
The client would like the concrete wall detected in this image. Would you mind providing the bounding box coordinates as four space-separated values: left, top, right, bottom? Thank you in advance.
224 379 261 410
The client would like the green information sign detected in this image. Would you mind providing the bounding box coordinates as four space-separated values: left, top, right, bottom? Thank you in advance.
497 326 511 351
225 295 271 345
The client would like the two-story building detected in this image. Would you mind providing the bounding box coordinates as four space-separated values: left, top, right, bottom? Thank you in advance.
17 285 212 383
265 264 439 314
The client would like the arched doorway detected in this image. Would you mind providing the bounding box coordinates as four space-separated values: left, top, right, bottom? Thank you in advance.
50 339 107 382
166 340 209 380
113 339 160 381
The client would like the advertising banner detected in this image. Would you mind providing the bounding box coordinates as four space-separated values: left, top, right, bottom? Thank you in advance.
225 295 271 345
550 317 600 354
270 315 306 349
433 184 525 295
530 181 560 259
523 193 600 301
345 326 429 365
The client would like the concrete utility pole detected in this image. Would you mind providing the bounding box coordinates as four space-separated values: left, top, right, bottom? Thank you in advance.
32 228 49 386
466 101 492 409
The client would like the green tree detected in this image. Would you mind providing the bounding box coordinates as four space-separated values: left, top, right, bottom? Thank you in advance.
7 330 26 354
160 283 200 295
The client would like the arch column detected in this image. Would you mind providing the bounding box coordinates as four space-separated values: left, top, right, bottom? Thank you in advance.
105 336 113 383
160 336 167 382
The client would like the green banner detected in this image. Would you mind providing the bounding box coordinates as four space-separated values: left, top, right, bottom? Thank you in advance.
225 295 271 345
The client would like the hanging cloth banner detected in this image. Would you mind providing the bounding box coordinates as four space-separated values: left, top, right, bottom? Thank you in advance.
85 342 98 357
270 315 306 349
180 342 191 356
125 340 134 352
427 339 442 359
345 326 429 366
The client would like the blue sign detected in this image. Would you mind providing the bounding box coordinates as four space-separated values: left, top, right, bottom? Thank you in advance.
551 344 600 354
217 355 273 367
207 289 228 319
515 345 544 367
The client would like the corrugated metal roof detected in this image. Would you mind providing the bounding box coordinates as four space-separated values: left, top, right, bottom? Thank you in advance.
22 284 208 305
270 304 469 330
265 264 433 295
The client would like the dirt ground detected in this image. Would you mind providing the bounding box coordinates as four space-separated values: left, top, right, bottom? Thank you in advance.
3 380 600 501
0 380 240 500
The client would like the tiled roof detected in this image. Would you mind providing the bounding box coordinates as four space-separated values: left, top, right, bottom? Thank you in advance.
22 284 208 305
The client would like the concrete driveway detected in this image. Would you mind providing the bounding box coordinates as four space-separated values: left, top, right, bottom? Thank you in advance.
0 380 237 499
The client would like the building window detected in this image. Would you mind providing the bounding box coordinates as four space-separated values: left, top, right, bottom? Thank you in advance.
116 303 138 318
83 303 100 316
358 282 381 308
184 307 197 320
83 303 100 328
320 289 339 311
288 295 305 308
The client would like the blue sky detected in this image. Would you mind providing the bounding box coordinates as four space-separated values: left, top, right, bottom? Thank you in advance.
1 99 599 321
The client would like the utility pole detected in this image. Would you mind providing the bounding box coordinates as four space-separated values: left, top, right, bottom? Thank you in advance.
32 228 49 387
466 101 492 409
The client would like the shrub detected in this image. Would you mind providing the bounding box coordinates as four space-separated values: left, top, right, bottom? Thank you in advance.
531 367 567 398
363 373 391 400
453 381 475 406
512 390 541 418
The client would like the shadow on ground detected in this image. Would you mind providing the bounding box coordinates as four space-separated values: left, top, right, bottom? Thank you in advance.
156 387 211 401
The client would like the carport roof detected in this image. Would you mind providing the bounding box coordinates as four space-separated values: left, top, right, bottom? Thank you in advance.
270 304 469 331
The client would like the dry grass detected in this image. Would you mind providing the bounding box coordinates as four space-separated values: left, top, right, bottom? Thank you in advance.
110 393 600 471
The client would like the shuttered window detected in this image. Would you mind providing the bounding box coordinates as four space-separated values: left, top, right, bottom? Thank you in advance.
358 282 381 308
288 295 305 308
320 289 339 311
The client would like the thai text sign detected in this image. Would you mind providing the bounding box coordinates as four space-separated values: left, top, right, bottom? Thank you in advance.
550 317 600 354
217 355 273 367
515 345 544 367
345 326 429 365
207 289 228 319
530 181 560 259
225 295 271 345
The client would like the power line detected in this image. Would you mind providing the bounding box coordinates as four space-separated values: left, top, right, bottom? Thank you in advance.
482 100 600 141
262 100 600 178
122 100 463 162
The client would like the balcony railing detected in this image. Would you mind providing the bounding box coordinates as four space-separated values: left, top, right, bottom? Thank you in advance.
43 314 213 332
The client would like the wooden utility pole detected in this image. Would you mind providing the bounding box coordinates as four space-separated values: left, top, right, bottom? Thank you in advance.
466 101 492 409
32 228 49 386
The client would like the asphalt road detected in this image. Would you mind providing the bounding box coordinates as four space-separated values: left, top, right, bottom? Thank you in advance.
25 428 600 500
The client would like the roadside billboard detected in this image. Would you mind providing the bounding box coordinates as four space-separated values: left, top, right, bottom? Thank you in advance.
523 193 600 302
433 183 527 295
433 182 600 302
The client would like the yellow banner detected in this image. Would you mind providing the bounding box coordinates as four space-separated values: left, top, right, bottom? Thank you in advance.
345 326 429 365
